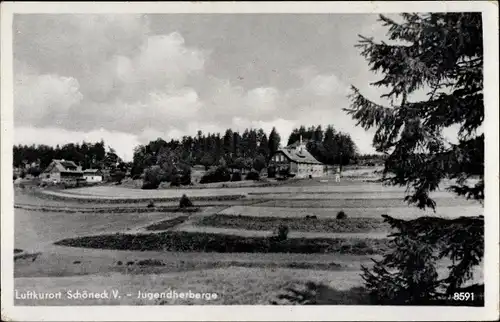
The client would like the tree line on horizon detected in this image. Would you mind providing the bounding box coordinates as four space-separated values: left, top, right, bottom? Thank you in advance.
12 124 368 181
13 141 125 178
130 125 361 179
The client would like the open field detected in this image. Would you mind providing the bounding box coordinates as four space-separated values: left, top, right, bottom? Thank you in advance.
13 177 484 305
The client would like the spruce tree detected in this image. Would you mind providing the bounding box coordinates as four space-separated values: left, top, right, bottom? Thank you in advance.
268 127 281 156
345 13 484 304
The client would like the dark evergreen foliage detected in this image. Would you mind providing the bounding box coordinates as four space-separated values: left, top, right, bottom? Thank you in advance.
346 13 485 304
199 166 231 184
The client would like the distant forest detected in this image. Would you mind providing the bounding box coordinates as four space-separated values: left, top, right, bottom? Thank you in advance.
13 140 124 171
13 124 384 179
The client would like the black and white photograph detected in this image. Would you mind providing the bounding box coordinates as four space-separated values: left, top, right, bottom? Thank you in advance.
1 1 498 321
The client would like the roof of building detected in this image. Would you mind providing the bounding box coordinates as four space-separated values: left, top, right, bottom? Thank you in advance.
83 169 101 174
44 159 83 174
277 143 323 165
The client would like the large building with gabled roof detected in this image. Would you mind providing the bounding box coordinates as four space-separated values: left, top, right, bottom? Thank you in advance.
268 136 326 178
42 159 84 183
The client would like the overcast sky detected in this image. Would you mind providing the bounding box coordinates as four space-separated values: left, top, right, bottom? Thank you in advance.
14 13 396 161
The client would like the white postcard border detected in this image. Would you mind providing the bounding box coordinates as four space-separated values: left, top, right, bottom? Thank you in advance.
1 2 498 321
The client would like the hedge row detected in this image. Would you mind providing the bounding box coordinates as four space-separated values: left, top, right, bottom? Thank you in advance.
54 231 390 255
197 214 388 233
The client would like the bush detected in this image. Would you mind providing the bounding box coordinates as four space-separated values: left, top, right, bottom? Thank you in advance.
278 168 291 178
336 211 347 219
253 155 267 172
176 163 192 185
267 166 276 178
142 181 160 189
110 170 126 184
245 171 260 181
179 194 194 208
142 166 163 189
27 167 42 178
272 224 289 242
199 166 230 184
147 200 155 208
170 174 181 187
13 175 17 181
231 172 242 182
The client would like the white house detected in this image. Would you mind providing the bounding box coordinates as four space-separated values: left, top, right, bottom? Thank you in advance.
83 169 103 183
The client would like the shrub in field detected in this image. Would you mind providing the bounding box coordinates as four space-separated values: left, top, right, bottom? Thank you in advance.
199 166 231 184
117 261 123 266
336 211 347 219
179 194 194 208
231 172 242 182
245 171 260 181
272 224 289 242
147 200 155 208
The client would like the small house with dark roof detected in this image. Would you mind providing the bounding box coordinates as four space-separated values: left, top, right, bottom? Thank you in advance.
269 136 326 178
42 159 84 183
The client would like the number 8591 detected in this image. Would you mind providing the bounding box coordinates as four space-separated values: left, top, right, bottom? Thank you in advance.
452 292 475 301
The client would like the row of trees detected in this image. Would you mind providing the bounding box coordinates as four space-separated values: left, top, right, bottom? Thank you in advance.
132 127 283 187
131 125 361 182
13 141 127 177
131 127 282 179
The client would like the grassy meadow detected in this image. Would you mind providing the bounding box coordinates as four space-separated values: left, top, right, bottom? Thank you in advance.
13 171 484 305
